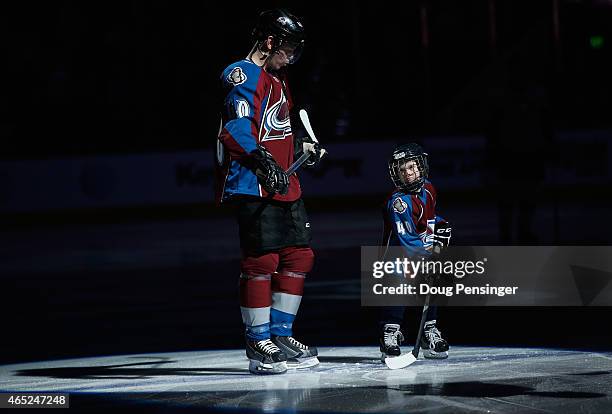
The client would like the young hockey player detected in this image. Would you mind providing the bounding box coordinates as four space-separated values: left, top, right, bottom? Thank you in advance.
379 143 452 360
215 9 325 374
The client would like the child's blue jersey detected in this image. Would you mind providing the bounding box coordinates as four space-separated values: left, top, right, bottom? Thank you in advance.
381 180 446 258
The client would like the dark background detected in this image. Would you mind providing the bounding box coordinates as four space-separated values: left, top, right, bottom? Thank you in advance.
1 0 612 365
3 0 612 157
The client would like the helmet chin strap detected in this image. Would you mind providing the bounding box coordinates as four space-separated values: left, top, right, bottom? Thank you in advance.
247 41 272 66
249 39 290 72
257 44 271 59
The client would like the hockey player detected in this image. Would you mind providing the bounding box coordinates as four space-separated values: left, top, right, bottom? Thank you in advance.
379 143 451 360
215 9 325 374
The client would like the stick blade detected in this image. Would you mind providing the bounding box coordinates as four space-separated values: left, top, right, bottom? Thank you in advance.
298 109 308 127
299 109 319 143
384 353 417 370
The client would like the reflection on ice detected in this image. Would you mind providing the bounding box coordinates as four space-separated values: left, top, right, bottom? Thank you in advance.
1 346 611 413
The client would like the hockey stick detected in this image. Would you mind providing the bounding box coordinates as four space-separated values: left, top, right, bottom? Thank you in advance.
412 292 431 356
299 109 319 144
384 292 431 369
248 109 323 220
285 109 325 175
286 150 312 175
259 109 320 204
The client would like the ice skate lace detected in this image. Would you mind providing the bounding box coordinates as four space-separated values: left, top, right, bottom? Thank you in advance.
287 336 308 350
384 329 404 347
425 326 443 345
257 339 281 355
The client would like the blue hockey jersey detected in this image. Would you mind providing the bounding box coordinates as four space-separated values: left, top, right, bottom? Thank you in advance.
215 59 301 204
381 181 446 257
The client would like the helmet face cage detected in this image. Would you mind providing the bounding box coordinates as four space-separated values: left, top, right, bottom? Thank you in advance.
389 152 429 193
277 39 304 65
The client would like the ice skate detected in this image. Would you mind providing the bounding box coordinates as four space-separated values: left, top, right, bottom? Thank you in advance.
420 320 449 359
381 324 417 369
380 323 404 362
246 338 288 374
380 323 404 361
271 335 319 369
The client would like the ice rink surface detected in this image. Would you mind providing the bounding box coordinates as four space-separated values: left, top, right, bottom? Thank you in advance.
1 346 611 413
2 205 611 412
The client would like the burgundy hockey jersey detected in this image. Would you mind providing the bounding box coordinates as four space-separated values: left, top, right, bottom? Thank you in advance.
215 59 301 204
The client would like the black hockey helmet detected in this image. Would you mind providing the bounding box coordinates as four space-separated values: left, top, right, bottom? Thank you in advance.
252 9 305 64
389 143 429 193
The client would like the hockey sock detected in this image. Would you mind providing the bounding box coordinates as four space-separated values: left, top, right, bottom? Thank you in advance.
240 253 280 341
379 306 406 330
271 270 305 336
240 273 272 341
425 304 438 323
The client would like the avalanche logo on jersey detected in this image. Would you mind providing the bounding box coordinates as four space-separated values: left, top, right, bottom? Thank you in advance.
227 67 247 86
261 88 291 141
420 219 436 247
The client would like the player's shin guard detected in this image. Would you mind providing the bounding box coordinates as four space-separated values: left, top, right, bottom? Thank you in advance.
272 247 314 332
240 273 273 340
270 268 319 369
240 273 288 374
270 271 304 336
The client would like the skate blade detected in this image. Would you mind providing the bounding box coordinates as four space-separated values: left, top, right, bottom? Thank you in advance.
422 349 448 359
287 356 320 369
248 359 288 374
384 352 417 369
380 352 401 362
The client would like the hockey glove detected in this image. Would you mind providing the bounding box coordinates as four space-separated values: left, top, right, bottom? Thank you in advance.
295 136 327 168
433 222 452 253
251 145 289 195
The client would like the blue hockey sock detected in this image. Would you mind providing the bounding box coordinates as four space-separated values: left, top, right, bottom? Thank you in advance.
270 308 295 337
245 322 271 341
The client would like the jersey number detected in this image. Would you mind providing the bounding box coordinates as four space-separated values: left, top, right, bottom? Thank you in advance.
216 117 224 166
